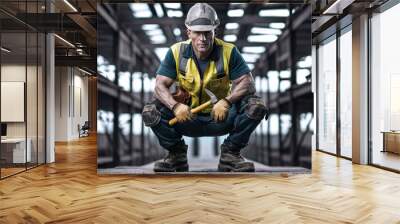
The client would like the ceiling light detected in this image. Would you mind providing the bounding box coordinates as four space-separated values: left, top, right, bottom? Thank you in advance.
97 55 106 65
133 11 152 18
154 3 164 17
259 9 290 17
242 53 260 63
225 23 239 29
296 69 311 84
130 3 152 18
242 46 266 54
63 0 78 12
224 35 237 42
297 69 311 76
261 77 268 92
173 28 181 36
163 3 181 9
167 10 183 18
251 27 282 35
248 35 278 43
130 3 149 11
247 64 254 70
142 24 159 30
154 48 169 61
1 47 11 53
145 29 163 36
150 35 166 44
270 23 285 29
297 56 312 68
268 71 279 92
227 9 244 17
255 76 261 89
280 80 291 92
268 70 279 77
54 34 75 48
280 70 290 78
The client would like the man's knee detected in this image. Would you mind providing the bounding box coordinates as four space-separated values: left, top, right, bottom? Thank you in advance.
244 96 268 120
142 104 161 127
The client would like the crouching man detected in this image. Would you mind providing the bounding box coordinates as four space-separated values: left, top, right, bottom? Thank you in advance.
142 3 268 172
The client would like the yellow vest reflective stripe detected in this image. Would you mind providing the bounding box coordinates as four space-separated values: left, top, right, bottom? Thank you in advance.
171 38 235 113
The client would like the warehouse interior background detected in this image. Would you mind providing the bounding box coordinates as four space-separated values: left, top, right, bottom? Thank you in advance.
97 2 313 173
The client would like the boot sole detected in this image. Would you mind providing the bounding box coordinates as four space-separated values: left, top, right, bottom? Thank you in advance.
218 163 255 172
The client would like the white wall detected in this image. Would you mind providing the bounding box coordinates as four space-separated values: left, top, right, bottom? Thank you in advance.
55 67 89 141
1 63 46 164
1 65 26 142
1 66 25 130
55 66 69 141
1 65 35 138
72 73 89 137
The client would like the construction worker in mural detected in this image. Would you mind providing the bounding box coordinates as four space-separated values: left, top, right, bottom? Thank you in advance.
142 3 268 172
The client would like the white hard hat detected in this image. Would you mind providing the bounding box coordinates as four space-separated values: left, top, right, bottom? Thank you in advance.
185 3 220 32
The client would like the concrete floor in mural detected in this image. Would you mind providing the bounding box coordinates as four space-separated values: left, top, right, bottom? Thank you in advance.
98 157 310 174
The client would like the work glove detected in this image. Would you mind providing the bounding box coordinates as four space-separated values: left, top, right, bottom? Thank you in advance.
172 103 192 123
212 98 231 122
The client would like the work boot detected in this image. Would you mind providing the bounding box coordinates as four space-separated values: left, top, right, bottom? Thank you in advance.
154 144 188 172
218 143 255 172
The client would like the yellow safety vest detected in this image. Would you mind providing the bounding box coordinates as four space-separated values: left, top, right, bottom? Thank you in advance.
170 38 234 113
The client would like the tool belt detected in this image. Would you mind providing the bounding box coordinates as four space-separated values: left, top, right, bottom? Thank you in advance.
172 85 191 105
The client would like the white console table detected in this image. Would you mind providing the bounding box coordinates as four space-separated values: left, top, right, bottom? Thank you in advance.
1 138 32 163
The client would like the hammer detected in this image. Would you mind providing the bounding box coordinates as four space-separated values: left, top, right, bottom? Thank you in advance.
168 88 218 126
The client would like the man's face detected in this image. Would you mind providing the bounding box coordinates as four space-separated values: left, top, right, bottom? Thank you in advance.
187 29 215 54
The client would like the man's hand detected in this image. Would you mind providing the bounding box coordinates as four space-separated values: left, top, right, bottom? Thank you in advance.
173 103 192 123
211 99 231 122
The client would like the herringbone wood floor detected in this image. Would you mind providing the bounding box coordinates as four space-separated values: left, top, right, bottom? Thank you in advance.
1 135 400 223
